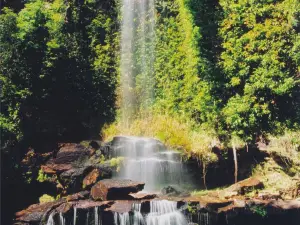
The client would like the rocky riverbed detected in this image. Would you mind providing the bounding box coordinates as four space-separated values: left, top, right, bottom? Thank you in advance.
11 137 300 225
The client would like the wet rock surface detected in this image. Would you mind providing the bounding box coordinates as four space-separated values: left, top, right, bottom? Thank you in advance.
12 139 300 225
91 179 145 200
225 177 264 195
128 192 157 200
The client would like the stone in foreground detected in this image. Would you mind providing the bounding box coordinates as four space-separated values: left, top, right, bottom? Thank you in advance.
128 192 157 200
225 177 264 195
91 179 145 200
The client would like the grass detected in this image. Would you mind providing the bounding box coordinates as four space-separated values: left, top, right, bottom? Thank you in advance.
101 113 219 164
267 131 300 165
191 187 224 197
251 157 299 199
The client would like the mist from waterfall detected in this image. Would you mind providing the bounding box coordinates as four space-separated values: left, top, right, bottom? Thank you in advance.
120 0 155 127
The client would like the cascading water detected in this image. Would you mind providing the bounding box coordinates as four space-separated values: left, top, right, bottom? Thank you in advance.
114 200 188 225
120 0 155 126
111 136 189 191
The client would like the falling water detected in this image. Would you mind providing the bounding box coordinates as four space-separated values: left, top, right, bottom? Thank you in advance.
114 200 188 225
146 200 188 225
46 213 55 225
59 212 65 225
95 207 99 225
112 136 189 191
120 0 155 126
73 208 77 225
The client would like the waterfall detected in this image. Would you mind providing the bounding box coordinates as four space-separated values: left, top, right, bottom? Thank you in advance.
114 200 188 225
95 207 99 225
146 200 188 225
120 0 155 126
112 136 189 191
73 208 77 225
59 212 65 225
46 213 55 225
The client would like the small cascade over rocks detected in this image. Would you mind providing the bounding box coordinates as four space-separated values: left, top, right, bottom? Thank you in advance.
111 136 190 191
114 200 188 225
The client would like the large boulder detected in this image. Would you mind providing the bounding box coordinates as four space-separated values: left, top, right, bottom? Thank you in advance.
41 143 91 174
83 169 100 188
90 179 145 200
225 177 264 195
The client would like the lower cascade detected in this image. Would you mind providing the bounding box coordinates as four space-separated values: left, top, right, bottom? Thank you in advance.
114 200 188 225
111 136 190 191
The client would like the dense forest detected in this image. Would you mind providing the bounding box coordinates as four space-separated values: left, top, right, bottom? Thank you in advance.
1 0 299 149
1 0 300 224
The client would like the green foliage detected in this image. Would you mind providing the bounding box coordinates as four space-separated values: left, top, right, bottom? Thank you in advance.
1 0 300 158
110 157 124 172
248 205 267 217
154 0 218 125
39 194 55 203
219 0 300 141
102 113 218 165
0 0 118 148
37 169 51 183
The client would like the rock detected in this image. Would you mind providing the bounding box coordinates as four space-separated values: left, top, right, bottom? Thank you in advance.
258 191 282 200
218 199 246 214
55 202 76 214
161 185 190 197
225 177 264 195
42 143 90 174
266 199 300 210
75 200 114 209
105 200 134 213
15 199 65 222
83 169 100 188
128 192 157 200
161 186 180 196
89 140 101 150
185 195 233 212
90 179 145 200
65 191 90 202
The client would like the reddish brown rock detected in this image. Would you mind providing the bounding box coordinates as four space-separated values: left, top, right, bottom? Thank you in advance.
66 191 90 202
218 199 246 213
225 177 264 195
15 200 65 222
105 200 134 213
91 179 145 200
75 200 114 209
128 192 157 200
55 202 75 214
83 169 100 188
42 143 90 174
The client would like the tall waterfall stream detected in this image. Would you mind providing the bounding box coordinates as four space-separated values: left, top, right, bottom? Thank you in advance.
47 0 210 224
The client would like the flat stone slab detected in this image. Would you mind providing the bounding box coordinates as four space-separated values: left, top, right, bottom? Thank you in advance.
225 177 264 195
91 179 145 200
128 192 157 200
105 200 134 213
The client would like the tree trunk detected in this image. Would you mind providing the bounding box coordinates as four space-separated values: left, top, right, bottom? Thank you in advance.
202 163 207 189
232 141 238 183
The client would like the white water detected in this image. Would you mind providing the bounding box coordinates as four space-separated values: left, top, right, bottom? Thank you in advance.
73 208 77 225
95 206 101 225
120 0 155 126
46 213 55 225
112 136 188 191
59 212 65 225
114 200 188 225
